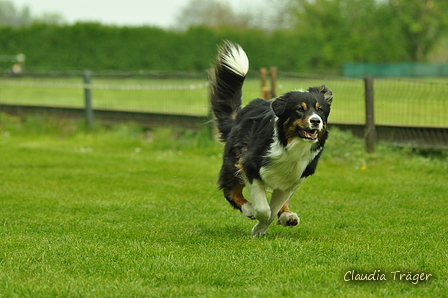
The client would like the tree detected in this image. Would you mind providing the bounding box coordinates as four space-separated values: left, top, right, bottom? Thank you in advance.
0 0 66 27
387 0 448 61
175 0 237 30
0 0 32 27
285 0 408 69
174 0 287 32
33 13 66 26
287 0 448 65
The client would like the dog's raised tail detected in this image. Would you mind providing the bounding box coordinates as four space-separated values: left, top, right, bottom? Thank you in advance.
209 41 249 141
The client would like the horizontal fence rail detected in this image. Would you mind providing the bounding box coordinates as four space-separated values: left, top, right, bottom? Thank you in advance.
0 104 209 131
1 71 447 150
0 79 209 90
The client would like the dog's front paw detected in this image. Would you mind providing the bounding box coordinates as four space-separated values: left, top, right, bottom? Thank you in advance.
277 212 300 227
252 222 270 237
241 202 255 219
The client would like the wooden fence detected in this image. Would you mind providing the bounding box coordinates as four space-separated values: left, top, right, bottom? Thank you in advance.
1 70 447 151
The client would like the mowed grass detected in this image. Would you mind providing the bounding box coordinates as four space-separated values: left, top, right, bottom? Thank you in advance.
1 75 447 126
0 114 447 297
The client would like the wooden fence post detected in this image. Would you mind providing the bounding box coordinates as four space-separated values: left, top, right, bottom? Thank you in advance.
260 67 270 100
364 77 376 153
83 70 94 130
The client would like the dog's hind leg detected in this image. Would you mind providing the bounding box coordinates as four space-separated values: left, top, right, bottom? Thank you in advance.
223 184 254 219
218 154 255 219
276 199 300 227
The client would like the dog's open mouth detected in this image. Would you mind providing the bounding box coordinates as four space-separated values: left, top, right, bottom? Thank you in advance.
299 129 319 140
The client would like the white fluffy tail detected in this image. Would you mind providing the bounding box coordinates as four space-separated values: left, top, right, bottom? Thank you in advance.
209 41 249 141
220 41 249 77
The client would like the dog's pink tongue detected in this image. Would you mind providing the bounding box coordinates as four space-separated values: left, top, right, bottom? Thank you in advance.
304 130 318 140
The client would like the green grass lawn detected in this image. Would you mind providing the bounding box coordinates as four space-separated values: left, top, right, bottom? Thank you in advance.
0 115 447 297
1 75 447 126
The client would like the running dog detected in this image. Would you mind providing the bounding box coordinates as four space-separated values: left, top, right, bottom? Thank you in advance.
209 41 333 237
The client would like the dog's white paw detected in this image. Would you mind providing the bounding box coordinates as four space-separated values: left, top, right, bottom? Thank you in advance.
277 212 300 227
241 202 255 219
252 222 270 237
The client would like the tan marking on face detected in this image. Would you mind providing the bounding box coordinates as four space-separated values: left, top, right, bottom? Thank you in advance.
284 119 307 144
301 102 308 110
315 102 320 111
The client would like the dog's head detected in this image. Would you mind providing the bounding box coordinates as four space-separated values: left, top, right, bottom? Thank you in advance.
271 85 333 146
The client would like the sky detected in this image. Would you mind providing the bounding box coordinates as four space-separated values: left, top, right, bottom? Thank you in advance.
12 0 266 28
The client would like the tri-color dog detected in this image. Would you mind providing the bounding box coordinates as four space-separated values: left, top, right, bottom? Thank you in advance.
209 41 333 237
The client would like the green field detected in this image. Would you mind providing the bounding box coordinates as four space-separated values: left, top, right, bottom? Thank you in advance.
0 75 447 127
0 115 447 297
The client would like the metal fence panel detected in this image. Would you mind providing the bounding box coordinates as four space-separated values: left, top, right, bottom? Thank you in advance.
343 63 448 78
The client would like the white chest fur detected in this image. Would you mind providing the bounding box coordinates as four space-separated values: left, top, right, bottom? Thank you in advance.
260 138 321 191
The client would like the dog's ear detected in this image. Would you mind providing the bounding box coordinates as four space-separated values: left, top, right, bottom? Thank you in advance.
309 85 333 105
271 96 287 117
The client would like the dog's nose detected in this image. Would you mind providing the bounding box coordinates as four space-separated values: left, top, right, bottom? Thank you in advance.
310 117 321 127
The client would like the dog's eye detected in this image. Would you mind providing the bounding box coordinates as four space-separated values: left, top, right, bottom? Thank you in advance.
317 107 323 112
296 107 304 112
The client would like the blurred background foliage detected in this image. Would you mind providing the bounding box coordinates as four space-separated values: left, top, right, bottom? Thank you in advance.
0 0 447 73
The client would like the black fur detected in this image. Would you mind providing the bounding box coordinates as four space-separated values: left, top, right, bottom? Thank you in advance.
217 91 332 188
209 41 333 218
209 43 246 142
